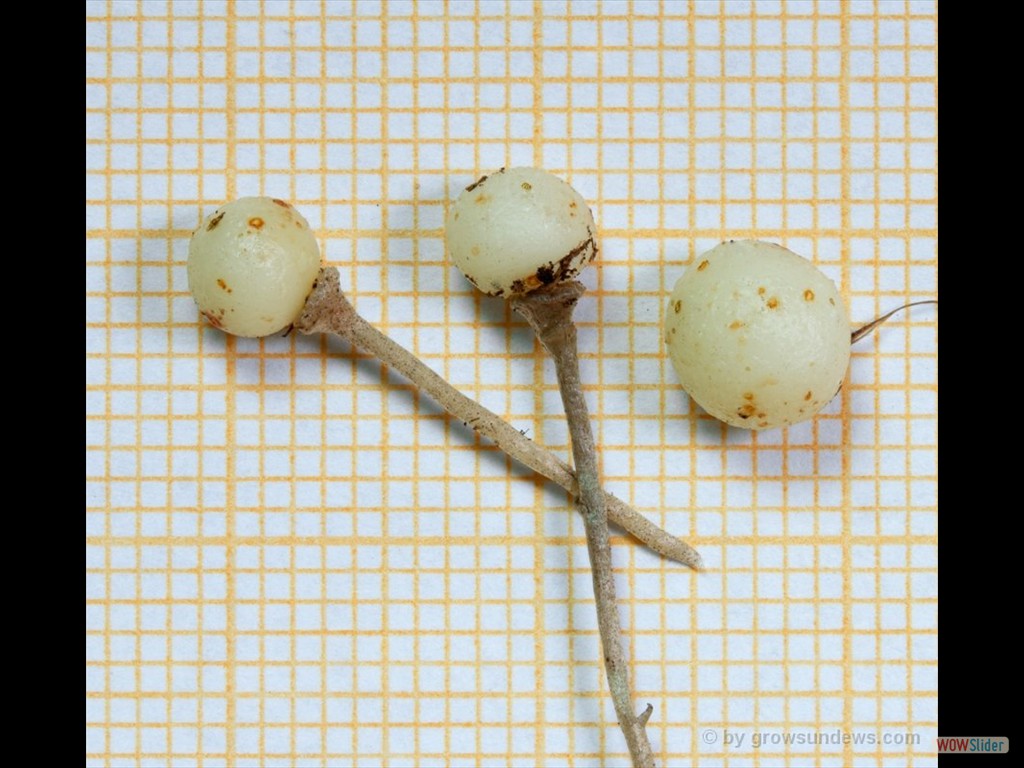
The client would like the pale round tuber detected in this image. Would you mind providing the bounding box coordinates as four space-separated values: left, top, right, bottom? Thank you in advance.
664 239 851 430
188 196 321 337
447 167 655 767
445 167 597 297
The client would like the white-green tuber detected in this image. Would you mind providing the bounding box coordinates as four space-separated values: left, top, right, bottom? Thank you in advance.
188 196 321 337
448 167 655 768
665 240 851 430
446 166 597 297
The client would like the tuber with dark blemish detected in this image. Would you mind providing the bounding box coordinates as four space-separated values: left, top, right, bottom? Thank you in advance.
664 239 937 430
447 167 657 768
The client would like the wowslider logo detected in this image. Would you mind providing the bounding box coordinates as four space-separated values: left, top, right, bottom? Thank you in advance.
936 737 1009 754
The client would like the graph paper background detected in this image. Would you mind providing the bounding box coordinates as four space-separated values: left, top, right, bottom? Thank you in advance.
85 1 938 766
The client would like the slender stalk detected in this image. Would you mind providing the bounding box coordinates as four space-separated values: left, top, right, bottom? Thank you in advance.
512 280 655 768
295 267 702 571
851 300 938 344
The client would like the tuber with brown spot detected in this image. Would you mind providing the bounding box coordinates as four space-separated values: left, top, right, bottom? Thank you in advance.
664 239 937 430
188 197 320 338
448 168 657 768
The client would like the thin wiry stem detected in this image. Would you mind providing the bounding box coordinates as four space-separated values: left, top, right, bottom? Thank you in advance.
512 280 656 768
851 300 938 344
294 267 702 571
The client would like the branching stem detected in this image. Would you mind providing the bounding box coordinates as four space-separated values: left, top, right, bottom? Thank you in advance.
294 267 702 571
512 280 656 768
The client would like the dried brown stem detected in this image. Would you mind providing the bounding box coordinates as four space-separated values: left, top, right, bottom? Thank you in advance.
512 280 656 768
295 267 702 571
851 300 938 344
